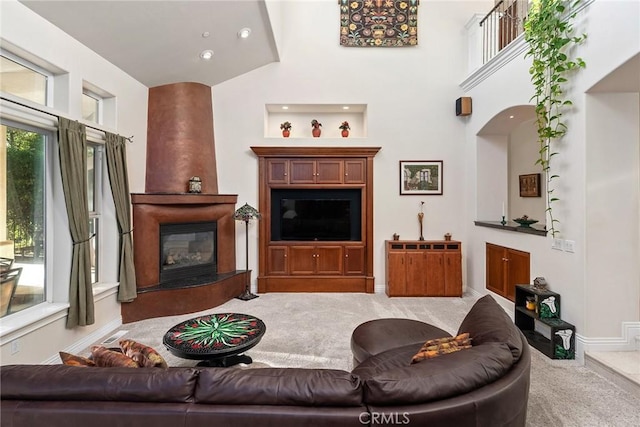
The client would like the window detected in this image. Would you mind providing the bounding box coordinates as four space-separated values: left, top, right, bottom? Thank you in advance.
82 91 101 124
87 143 102 284
0 53 49 105
1 123 47 317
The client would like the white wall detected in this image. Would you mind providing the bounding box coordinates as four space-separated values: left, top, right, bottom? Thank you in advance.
0 0 148 363
463 0 640 351
213 0 491 293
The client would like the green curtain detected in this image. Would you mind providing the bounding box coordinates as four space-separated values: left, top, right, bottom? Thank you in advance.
58 118 94 328
105 132 137 302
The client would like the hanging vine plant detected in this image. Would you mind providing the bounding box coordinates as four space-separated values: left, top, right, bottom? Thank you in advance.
524 0 587 237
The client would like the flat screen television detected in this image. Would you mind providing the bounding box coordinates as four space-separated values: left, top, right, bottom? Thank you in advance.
271 189 361 241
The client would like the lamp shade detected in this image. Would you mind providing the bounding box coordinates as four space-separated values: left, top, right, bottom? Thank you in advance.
234 203 261 222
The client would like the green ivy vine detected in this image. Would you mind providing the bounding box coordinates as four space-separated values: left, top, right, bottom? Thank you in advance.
524 0 587 237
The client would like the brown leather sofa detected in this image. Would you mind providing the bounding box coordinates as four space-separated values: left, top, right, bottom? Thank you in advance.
1 295 530 427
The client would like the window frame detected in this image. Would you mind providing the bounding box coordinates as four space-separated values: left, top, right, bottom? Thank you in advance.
0 50 53 107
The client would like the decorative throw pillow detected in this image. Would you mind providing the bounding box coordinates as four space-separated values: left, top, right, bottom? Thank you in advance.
59 351 96 367
411 333 472 364
90 345 139 368
119 339 168 368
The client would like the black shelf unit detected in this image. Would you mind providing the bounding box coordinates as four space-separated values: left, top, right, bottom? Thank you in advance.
514 285 575 359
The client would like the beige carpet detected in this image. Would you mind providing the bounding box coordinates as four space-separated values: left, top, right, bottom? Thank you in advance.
89 293 640 427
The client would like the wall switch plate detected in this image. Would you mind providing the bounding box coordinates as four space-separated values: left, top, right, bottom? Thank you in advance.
552 238 563 250
564 240 576 253
10 339 20 355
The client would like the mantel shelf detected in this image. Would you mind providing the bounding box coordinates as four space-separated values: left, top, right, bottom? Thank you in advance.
474 220 547 236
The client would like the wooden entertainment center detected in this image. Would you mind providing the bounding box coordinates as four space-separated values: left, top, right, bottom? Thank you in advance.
251 146 380 293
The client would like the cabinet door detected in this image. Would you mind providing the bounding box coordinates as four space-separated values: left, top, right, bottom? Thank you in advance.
405 251 427 295
289 160 316 183
387 251 406 296
267 159 289 184
425 252 445 296
444 251 462 296
486 243 506 295
316 160 343 183
289 246 316 275
316 246 343 274
506 248 530 301
267 246 288 275
344 160 365 184
344 246 365 275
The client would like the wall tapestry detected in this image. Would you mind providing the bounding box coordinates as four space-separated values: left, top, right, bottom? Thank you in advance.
340 0 419 47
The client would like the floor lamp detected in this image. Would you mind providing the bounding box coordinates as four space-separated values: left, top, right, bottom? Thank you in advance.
234 203 261 301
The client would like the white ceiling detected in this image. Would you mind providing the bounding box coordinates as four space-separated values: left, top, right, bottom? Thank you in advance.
20 0 280 88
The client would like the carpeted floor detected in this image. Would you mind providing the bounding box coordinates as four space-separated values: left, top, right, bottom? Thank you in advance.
90 293 640 427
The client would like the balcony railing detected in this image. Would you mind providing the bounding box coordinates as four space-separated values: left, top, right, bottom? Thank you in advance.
480 0 530 64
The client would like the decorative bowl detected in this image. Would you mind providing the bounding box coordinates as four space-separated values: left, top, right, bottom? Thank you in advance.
513 218 539 227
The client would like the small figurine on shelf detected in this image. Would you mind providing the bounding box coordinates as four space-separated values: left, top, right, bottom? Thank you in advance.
311 119 322 137
418 201 425 241
339 121 350 138
280 121 292 138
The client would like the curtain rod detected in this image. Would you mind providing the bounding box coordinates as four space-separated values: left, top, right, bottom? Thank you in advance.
1 95 134 143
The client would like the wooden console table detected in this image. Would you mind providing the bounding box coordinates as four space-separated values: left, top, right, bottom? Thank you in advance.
385 240 462 297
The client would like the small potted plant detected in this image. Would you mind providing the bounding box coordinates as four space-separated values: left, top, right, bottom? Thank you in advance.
339 121 350 138
311 119 322 137
280 121 292 138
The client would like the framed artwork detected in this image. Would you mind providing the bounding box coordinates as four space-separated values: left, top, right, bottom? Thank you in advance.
519 173 541 197
400 160 443 195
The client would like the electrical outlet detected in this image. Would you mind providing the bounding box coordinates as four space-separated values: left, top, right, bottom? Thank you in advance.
552 238 563 250
564 240 576 253
10 339 20 355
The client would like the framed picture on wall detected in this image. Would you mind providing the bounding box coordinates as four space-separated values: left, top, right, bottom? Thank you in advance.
519 173 541 197
400 160 443 195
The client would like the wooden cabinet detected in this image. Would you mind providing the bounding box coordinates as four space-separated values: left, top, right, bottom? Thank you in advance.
385 241 462 297
486 243 530 301
252 146 380 294
266 158 366 185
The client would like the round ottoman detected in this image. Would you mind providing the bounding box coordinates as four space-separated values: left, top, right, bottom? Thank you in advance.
351 318 451 366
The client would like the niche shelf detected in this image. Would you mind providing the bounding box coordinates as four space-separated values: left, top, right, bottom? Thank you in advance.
265 104 368 139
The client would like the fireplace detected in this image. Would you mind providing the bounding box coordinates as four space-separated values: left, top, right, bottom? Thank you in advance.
121 82 247 323
160 221 217 284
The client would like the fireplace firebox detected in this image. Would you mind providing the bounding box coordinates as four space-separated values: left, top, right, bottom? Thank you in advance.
159 221 217 284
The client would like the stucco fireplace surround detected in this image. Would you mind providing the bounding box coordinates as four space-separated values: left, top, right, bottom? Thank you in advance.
121 82 246 323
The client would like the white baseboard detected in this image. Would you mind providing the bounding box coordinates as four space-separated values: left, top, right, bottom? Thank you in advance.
578 322 640 355
41 316 122 365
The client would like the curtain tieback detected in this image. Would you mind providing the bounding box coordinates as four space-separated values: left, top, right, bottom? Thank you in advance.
120 229 134 236
73 233 96 245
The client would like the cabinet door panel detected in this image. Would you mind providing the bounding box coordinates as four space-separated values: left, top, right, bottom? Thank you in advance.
267 159 288 184
387 251 406 296
444 251 462 296
316 246 343 274
290 160 316 183
289 246 316 275
506 248 530 301
267 246 288 275
344 246 365 275
344 160 365 184
316 160 343 183
405 252 426 295
425 252 445 296
486 243 506 295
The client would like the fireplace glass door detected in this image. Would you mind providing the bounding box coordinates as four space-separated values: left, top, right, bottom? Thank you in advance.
160 221 217 284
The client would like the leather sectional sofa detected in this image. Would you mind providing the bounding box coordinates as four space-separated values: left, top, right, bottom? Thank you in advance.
1 295 530 427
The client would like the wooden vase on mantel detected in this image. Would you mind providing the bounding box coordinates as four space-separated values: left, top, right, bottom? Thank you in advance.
341 129 349 138
282 130 290 138
312 127 321 138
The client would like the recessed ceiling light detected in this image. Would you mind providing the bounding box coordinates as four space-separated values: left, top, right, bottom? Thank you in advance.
342 106 350 110
282 106 289 110
200 50 214 60
202 32 210 38
509 115 515 119
238 28 252 39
